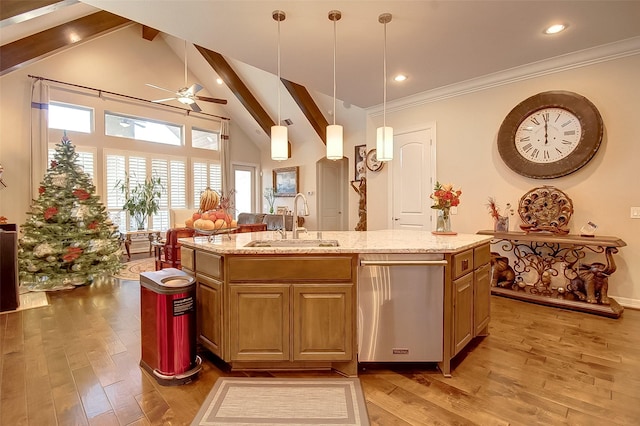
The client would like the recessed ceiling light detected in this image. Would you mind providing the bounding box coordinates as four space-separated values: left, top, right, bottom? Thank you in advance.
544 24 566 35
394 74 407 82
216 78 223 85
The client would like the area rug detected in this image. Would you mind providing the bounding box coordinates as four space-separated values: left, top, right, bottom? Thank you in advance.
191 377 370 426
113 258 156 280
0 291 49 315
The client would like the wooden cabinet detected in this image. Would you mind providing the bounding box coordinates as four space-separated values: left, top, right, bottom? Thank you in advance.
452 272 474 355
197 274 223 357
229 284 290 361
292 285 353 361
441 242 491 376
195 254 358 376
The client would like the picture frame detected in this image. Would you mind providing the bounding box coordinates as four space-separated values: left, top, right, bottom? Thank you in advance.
276 206 288 215
273 166 299 197
355 144 367 181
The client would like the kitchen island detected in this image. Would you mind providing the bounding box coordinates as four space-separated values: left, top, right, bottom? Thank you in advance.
179 230 492 377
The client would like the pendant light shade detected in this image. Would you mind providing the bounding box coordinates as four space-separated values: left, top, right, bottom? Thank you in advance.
271 10 288 161
271 125 288 160
326 124 343 159
326 10 343 160
376 13 393 161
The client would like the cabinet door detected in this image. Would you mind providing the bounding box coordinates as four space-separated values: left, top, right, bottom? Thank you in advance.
474 263 491 337
292 285 353 361
229 285 290 361
453 273 474 356
196 275 223 357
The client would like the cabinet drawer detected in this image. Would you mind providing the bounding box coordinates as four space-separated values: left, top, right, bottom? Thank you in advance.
228 256 353 282
196 251 223 280
181 247 195 272
452 249 473 280
474 243 491 268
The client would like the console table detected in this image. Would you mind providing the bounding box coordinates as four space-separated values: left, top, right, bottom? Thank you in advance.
120 230 161 261
478 230 626 318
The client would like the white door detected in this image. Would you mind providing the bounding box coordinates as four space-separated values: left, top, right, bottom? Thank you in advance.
232 164 257 217
317 158 348 231
392 127 435 230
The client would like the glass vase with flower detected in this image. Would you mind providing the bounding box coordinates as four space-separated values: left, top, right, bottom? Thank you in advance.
430 182 461 234
486 197 514 232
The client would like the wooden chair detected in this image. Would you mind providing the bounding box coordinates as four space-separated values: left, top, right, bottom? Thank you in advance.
154 227 196 270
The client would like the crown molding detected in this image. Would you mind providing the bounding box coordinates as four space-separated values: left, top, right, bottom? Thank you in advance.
368 36 640 116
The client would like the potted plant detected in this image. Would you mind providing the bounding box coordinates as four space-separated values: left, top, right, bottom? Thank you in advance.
116 174 163 230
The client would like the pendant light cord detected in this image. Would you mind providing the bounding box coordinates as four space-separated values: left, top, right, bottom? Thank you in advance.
333 17 337 126
382 19 387 129
277 16 282 126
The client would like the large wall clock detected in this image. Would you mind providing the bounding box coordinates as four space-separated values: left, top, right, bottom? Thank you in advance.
497 91 603 179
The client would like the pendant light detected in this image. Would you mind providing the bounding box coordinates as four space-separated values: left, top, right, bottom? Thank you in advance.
271 10 288 161
376 13 393 161
326 10 343 160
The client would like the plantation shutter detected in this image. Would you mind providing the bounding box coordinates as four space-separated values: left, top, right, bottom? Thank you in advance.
193 161 208 209
151 158 169 231
105 154 126 230
170 160 187 208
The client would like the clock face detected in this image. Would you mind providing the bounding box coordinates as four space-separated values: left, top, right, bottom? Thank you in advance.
497 91 603 179
514 108 582 164
365 149 384 172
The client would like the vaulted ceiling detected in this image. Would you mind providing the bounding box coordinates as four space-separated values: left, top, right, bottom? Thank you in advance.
3 1 640 151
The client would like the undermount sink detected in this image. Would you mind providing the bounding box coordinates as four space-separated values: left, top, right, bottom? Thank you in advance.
244 239 340 248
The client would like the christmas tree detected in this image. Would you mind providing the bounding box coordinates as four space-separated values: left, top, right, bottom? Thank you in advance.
18 134 122 290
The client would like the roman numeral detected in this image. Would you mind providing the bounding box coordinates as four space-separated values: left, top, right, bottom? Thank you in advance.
543 150 550 159
530 117 541 126
564 130 576 136
562 139 573 144
561 120 572 127
520 136 530 142
531 148 539 159
522 143 532 152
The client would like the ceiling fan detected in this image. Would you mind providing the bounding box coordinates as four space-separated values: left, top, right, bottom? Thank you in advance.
147 41 227 112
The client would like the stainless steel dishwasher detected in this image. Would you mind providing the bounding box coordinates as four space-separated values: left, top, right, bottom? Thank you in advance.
358 253 447 362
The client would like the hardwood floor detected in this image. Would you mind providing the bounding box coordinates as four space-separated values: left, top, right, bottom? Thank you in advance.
2 273 639 425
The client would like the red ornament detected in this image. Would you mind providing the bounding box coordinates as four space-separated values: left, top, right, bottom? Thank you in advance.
44 206 58 220
38 186 45 194
73 189 90 200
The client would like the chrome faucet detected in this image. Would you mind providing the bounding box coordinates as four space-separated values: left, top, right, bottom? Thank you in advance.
277 212 287 239
292 192 309 239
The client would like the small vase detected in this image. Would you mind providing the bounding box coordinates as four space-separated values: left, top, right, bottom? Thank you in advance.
436 209 452 233
494 215 509 232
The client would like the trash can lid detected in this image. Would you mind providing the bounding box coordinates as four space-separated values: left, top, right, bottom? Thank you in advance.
160 277 193 288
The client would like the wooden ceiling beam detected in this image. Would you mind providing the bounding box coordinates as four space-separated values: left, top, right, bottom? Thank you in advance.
0 0 63 22
281 79 329 145
1 10 130 75
195 45 292 157
141 25 160 41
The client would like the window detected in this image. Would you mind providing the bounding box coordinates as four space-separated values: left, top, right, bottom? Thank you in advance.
105 112 182 146
192 128 219 150
193 160 221 210
49 102 92 133
105 151 188 232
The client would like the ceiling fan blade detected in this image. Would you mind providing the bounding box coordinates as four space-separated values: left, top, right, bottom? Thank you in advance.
146 83 175 94
190 102 202 113
187 83 203 95
152 97 177 103
196 95 227 105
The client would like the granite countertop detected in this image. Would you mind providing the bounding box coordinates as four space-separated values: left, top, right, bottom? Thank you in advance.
179 229 492 255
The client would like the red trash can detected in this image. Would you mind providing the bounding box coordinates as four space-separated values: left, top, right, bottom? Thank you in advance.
139 268 201 385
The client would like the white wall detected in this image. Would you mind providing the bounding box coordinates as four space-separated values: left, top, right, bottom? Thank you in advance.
366 53 640 307
0 25 259 225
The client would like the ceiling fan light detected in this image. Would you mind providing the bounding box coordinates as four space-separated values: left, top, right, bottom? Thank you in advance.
177 96 195 105
376 126 393 161
271 125 288 161
326 124 343 160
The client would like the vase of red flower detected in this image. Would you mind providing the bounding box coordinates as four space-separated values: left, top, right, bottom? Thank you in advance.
430 182 461 234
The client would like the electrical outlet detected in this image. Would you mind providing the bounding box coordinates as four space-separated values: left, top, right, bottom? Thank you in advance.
631 207 640 219
450 206 458 215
